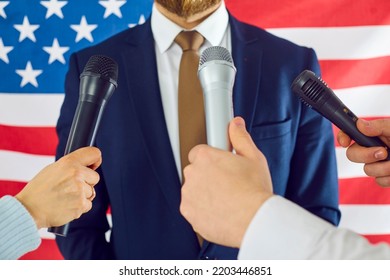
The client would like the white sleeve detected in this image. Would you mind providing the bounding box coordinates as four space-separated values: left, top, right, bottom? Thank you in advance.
0 196 41 259
238 196 390 259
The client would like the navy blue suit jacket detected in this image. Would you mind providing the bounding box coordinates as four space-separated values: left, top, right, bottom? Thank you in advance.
55 14 341 259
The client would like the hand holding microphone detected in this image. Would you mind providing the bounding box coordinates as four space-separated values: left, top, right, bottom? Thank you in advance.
291 70 390 160
49 55 118 236
16 147 102 230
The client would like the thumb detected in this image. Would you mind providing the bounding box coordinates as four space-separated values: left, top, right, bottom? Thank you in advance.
357 118 390 138
64 146 102 169
229 117 261 159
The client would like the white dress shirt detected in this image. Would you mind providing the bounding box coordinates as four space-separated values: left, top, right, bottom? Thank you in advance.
239 196 390 259
151 1 231 180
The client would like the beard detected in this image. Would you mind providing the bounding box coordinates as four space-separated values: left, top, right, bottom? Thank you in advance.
155 0 221 19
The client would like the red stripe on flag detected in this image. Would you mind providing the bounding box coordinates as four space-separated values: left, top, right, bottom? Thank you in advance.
225 0 390 28
339 177 390 204
0 124 58 156
20 239 64 260
320 56 390 90
363 234 390 245
0 180 26 197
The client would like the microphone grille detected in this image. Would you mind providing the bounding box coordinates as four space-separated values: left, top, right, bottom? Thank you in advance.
301 79 325 103
291 70 328 108
199 46 233 67
83 55 118 83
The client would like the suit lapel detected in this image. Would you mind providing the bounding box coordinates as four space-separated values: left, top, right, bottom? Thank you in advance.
230 15 263 133
120 21 182 214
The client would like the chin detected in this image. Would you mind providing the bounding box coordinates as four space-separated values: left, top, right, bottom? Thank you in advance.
156 0 221 19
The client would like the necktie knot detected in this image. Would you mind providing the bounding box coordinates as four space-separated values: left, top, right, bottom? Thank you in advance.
175 31 204 52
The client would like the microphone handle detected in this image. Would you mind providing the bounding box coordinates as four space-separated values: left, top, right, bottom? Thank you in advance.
204 86 234 151
321 103 390 160
48 100 106 236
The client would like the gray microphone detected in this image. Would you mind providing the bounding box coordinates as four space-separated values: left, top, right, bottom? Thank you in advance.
198 46 236 150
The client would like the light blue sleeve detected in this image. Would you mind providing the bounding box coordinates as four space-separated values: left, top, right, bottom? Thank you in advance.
0 195 41 259
239 196 390 260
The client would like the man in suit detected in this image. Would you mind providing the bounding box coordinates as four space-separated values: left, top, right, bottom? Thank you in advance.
55 0 340 259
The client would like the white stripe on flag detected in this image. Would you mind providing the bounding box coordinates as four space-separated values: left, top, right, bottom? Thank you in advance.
268 26 390 59
39 214 113 241
0 93 64 126
336 147 367 179
39 228 55 240
0 150 54 182
335 85 390 118
0 129 365 181
339 205 390 234
1 86 389 128
106 213 112 242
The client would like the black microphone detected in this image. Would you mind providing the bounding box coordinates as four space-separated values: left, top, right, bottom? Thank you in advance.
49 55 118 236
291 70 389 160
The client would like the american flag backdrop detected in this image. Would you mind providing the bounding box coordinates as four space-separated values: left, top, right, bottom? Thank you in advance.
0 0 389 260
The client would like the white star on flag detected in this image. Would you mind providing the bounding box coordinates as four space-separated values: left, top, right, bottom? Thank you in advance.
70 16 98 43
43 38 69 64
13 16 40 42
0 1 9 19
40 0 68 19
129 14 145 28
16 61 43 88
0 38 13 63
99 0 126 19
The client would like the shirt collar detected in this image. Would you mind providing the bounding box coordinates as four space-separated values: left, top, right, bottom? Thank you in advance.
151 1 229 54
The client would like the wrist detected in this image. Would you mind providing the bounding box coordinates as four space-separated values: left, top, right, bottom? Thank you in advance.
15 193 44 229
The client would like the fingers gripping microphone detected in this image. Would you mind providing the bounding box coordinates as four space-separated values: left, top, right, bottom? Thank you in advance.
291 70 389 160
49 55 118 236
198 46 236 150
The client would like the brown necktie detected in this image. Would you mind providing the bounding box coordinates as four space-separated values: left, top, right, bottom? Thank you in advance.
175 31 207 177
175 31 206 247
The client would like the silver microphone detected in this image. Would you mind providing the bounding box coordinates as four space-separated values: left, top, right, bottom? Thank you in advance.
198 46 236 150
